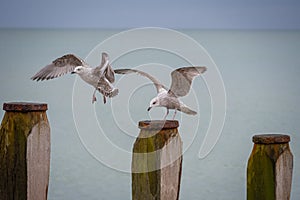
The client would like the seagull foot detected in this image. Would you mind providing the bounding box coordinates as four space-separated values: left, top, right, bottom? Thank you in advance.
92 95 97 104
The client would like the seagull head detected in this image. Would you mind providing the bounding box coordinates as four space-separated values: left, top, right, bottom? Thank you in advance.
71 66 85 74
147 97 160 111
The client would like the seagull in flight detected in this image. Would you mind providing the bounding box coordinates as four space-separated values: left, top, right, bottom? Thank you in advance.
31 52 118 104
115 66 207 119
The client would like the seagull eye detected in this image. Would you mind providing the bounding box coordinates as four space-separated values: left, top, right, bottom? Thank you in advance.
153 101 156 105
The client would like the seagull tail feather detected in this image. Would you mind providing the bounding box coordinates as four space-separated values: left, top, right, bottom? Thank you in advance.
178 106 197 115
110 88 119 98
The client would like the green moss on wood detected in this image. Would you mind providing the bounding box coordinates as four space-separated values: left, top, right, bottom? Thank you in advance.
132 126 179 200
247 143 290 200
0 111 48 200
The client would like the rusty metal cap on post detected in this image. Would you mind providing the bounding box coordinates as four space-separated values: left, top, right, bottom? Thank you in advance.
139 120 179 130
252 134 290 144
3 102 48 112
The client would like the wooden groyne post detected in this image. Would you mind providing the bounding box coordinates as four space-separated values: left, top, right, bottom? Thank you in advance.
0 102 50 200
132 120 182 200
247 134 293 200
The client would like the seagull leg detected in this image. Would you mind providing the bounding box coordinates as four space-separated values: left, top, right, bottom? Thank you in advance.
163 108 169 120
92 89 97 104
103 95 107 104
172 110 177 120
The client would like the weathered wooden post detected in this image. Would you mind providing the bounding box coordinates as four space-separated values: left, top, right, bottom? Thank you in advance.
0 102 50 200
132 120 182 200
247 134 293 200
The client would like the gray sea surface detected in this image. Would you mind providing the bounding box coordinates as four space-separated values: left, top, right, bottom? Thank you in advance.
0 29 299 199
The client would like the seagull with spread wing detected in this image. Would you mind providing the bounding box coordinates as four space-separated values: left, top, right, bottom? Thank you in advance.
31 52 118 104
115 66 207 119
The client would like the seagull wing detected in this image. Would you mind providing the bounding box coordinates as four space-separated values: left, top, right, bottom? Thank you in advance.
169 66 207 97
93 52 115 83
31 54 87 81
114 68 167 93
105 63 115 83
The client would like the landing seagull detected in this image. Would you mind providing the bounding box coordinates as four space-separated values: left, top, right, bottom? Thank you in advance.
115 66 207 119
31 52 118 104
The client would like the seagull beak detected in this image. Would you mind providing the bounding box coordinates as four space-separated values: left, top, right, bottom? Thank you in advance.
147 107 152 111
71 71 76 74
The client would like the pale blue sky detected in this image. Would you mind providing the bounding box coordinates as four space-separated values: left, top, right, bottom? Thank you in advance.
0 0 299 29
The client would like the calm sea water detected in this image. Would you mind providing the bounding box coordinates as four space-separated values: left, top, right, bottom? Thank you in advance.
0 29 299 199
